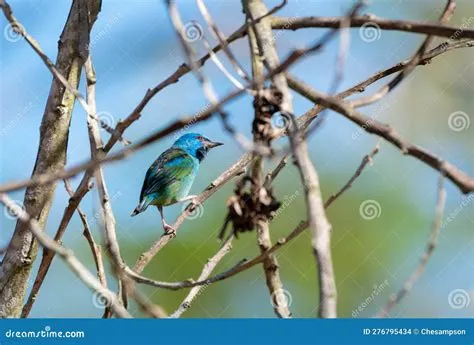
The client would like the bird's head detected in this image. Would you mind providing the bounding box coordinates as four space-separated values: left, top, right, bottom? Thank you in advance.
172 133 223 161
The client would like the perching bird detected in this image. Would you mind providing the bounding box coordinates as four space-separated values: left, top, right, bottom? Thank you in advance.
131 133 223 233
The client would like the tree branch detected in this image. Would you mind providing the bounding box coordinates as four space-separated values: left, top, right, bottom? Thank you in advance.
377 174 446 317
169 235 234 318
350 0 456 108
271 14 474 39
0 193 131 318
243 0 293 318
0 0 101 317
287 76 474 194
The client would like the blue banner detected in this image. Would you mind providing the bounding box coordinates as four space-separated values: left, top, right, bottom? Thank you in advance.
0 319 471 344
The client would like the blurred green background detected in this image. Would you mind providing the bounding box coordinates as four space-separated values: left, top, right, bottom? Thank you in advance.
0 0 473 318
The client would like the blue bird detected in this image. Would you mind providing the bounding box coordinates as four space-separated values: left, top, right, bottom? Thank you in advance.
131 133 223 233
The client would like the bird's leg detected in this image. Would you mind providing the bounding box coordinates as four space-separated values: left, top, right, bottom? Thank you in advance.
177 194 200 207
178 195 201 209
158 206 176 235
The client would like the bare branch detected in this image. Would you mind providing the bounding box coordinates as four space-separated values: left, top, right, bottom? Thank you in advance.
0 193 131 318
21 176 94 317
243 0 292 318
264 155 288 189
271 13 474 39
83 55 128 316
0 0 102 318
64 180 108 289
85 56 166 317
377 175 447 317
169 235 234 318
350 0 456 108
242 0 366 319
196 0 250 82
324 142 380 208
287 76 474 194
102 23 248 152
0 0 129 145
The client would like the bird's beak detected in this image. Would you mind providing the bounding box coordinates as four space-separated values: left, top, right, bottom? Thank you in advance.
206 141 223 149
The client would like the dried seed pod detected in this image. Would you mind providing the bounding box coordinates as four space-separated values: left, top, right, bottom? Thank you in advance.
218 177 281 240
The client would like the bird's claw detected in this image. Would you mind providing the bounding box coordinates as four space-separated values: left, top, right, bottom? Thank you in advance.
189 197 201 208
163 224 176 236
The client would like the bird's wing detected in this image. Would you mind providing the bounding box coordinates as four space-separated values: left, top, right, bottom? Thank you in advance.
139 147 197 201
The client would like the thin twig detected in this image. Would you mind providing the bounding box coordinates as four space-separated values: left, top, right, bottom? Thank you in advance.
83 55 128 316
286 76 474 194
0 193 131 318
271 14 474 39
350 0 456 108
0 0 129 145
264 155 289 189
196 0 250 82
85 56 166 317
21 176 94 317
169 235 234 318
324 142 380 208
377 174 446 317
64 179 110 318
202 37 246 90
64 180 107 288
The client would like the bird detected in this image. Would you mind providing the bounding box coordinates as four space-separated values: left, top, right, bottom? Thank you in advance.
131 133 223 234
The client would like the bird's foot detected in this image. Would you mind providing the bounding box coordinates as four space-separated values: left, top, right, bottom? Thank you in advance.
179 194 199 205
189 196 201 208
163 223 176 236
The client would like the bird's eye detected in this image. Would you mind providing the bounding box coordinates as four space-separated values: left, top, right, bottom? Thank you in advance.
197 136 204 141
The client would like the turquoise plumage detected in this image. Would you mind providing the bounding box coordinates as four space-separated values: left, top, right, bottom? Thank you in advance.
131 133 223 233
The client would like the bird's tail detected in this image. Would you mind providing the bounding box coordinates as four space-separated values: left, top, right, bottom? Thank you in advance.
131 198 151 217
